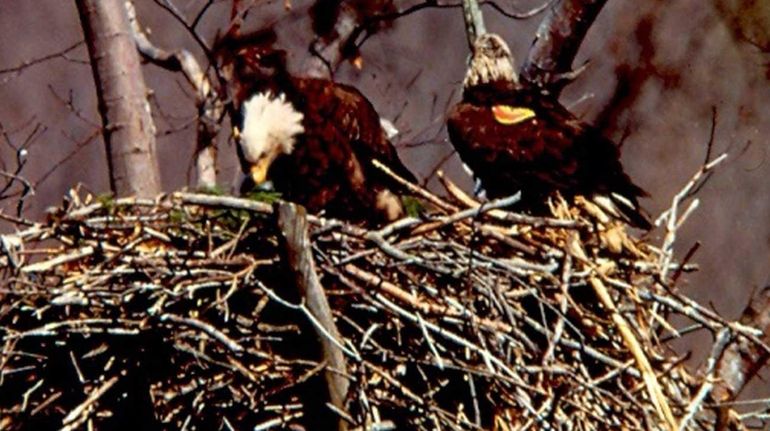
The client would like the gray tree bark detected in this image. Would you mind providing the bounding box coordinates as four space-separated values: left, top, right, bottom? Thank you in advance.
461 0 487 50
521 0 608 93
75 0 162 198
125 1 219 190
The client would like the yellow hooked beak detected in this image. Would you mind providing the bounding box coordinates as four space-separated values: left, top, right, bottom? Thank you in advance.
250 158 272 185
492 105 536 125
234 126 272 185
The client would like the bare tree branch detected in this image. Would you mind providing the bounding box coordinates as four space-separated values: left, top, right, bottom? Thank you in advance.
276 202 350 431
521 0 608 94
313 0 549 77
74 0 162 197
191 0 216 30
152 0 212 56
462 0 488 49
0 41 85 84
126 1 221 189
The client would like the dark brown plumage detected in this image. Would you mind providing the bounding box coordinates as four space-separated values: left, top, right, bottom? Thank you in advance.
219 32 415 222
447 34 650 229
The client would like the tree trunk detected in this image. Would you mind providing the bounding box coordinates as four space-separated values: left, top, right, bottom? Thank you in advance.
75 0 162 197
124 0 219 190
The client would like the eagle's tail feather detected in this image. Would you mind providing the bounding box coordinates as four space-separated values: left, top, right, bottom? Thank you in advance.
593 193 652 230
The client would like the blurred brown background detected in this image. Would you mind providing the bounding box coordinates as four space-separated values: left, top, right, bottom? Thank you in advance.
1 0 768 389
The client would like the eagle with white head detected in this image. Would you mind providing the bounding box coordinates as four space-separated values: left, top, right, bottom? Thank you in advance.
224 35 416 223
239 92 304 186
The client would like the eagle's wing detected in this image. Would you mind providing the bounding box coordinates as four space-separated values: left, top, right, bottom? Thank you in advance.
448 99 650 228
286 78 415 220
542 102 651 229
334 82 417 184
447 102 578 199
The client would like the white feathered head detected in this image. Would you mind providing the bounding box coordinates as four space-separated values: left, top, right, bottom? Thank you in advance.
239 92 304 184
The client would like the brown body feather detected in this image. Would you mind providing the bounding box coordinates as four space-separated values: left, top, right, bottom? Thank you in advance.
225 39 415 222
448 82 650 229
267 76 415 220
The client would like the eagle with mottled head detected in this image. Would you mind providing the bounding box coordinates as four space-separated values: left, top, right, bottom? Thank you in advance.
447 33 651 229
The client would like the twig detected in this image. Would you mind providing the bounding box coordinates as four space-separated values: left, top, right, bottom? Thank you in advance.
0 41 85 81
410 192 521 235
160 313 244 353
61 376 119 430
175 192 273 214
678 329 731 431
437 171 583 228
372 159 457 213
655 153 727 282
588 276 678 430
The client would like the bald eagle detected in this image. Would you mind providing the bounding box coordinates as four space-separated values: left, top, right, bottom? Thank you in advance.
223 37 416 222
447 34 651 229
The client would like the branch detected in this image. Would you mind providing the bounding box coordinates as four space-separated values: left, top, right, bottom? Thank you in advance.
588 276 678 430
275 202 350 430
521 0 608 94
0 41 85 84
316 0 549 77
151 0 212 56
462 0 487 49
126 1 220 189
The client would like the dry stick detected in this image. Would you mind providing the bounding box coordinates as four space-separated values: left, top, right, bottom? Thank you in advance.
371 159 457 213
176 192 273 214
342 265 638 378
159 313 244 353
275 202 349 431
655 153 728 281
371 290 547 425
437 171 583 228
678 328 731 431
410 192 521 235
64 197 159 220
344 264 511 333
588 276 678 431
542 253 572 365
256 280 359 361
126 1 220 189
21 246 95 273
60 375 119 430
252 412 304 431
375 159 577 244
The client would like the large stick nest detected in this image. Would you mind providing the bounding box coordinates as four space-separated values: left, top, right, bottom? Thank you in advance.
0 164 765 430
